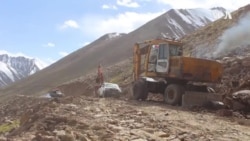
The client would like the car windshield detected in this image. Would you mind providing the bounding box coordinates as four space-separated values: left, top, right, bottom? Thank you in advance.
104 83 118 88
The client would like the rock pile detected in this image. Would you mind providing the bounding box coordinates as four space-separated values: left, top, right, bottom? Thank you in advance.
219 55 250 111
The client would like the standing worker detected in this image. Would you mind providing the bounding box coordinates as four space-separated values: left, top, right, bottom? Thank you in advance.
95 63 104 96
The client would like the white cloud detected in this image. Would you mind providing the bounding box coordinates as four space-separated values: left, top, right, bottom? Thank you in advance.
59 51 69 57
60 20 79 29
117 0 140 8
102 4 118 10
102 4 109 9
44 42 55 47
157 0 250 10
81 11 164 38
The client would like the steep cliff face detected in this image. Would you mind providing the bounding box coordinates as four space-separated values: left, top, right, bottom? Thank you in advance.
0 54 46 87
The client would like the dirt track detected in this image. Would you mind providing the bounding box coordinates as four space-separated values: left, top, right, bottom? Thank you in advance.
1 94 250 141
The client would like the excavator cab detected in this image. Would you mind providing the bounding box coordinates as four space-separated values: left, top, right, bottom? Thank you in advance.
133 38 183 81
148 43 182 73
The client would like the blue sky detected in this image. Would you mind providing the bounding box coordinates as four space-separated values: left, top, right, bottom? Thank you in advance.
0 0 249 66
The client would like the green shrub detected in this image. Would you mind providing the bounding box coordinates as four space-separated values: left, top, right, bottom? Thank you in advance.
0 120 20 134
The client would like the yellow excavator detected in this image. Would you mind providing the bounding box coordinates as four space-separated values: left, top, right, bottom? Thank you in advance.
132 38 223 106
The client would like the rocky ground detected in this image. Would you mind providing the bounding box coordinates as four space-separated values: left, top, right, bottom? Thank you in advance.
1 94 250 141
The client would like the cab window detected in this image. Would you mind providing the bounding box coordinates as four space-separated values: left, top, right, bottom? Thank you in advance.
169 44 182 56
158 44 168 59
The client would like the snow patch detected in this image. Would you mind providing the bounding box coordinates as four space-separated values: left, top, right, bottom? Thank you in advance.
108 33 121 39
0 62 15 81
174 8 225 27
34 58 48 69
174 9 192 24
165 14 185 38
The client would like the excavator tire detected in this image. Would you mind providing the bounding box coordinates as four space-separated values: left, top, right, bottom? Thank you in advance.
164 84 184 105
132 79 148 100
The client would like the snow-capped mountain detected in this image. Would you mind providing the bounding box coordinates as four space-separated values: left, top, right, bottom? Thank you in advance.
0 53 46 87
138 7 227 39
168 7 226 38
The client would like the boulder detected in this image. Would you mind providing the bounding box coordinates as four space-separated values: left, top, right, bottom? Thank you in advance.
229 64 242 74
217 109 233 117
33 134 58 141
232 90 250 105
242 56 250 61
242 60 250 67
232 100 247 111
0 136 7 141
58 133 75 141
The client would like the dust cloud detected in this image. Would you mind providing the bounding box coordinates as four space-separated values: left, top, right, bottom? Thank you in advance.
212 12 250 57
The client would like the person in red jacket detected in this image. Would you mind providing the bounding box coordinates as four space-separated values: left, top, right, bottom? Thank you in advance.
95 63 104 96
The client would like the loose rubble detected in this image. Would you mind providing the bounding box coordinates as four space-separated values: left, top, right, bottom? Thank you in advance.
219 55 250 111
0 94 250 141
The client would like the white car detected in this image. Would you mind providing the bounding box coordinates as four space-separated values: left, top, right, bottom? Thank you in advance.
97 82 122 97
49 89 64 98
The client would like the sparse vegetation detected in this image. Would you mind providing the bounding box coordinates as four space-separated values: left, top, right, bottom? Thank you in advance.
109 67 133 84
110 73 124 83
0 120 20 134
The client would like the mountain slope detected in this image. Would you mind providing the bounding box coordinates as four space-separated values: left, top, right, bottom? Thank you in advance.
0 7 227 98
141 7 226 39
0 54 46 88
182 4 250 58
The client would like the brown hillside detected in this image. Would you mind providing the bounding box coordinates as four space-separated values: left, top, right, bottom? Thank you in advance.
0 8 216 99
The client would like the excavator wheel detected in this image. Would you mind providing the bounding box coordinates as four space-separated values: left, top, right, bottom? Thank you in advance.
164 84 184 105
132 79 148 100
